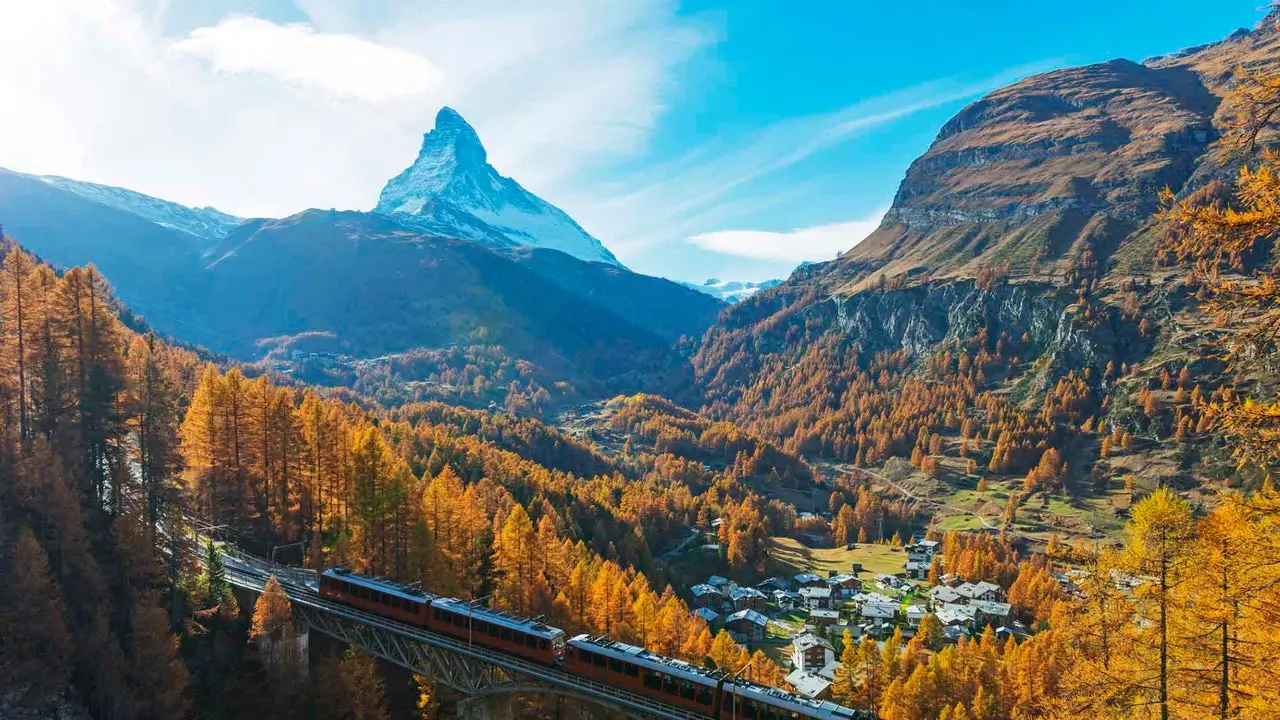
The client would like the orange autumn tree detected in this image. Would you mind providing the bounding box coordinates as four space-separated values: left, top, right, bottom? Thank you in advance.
1158 35 1280 474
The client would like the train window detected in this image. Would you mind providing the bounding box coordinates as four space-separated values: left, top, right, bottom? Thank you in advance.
624 663 639 678
607 658 622 672
453 614 467 627
539 639 549 651
488 624 500 638
642 672 660 690
501 628 512 641
696 688 712 705
578 648 591 662
525 634 537 648
592 653 606 668
680 682 694 700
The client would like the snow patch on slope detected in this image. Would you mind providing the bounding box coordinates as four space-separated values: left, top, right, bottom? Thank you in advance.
37 175 243 240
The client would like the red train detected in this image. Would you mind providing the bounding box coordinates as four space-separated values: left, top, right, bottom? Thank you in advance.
318 568 564 664
318 568 862 720
565 634 860 720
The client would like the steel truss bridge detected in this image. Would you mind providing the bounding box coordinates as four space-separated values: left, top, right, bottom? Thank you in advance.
213 548 713 720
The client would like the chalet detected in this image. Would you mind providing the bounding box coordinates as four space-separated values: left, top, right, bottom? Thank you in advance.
793 572 826 590
852 591 896 610
772 589 800 610
798 586 833 611
827 573 862 598
809 609 840 626
875 573 904 591
693 607 720 629
956 581 1003 602
905 561 930 580
936 603 977 628
971 600 1013 626
707 575 735 590
690 584 724 609
725 609 768 642
861 602 898 624
906 538 940 563
729 586 769 612
929 585 964 605
756 577 790 593
785 670 833 701
790 631 834 672
905 605 928 627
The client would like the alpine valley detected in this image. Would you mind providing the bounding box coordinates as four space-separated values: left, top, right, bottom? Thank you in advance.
4 9 1280 720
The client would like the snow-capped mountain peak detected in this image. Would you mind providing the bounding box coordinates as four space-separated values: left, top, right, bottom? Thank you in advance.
682 277 781 303
374 107 620 266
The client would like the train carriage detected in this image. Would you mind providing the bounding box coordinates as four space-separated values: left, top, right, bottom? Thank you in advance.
722 680 863 720
428 597 565 665
319 568 434 626
565 634 864 720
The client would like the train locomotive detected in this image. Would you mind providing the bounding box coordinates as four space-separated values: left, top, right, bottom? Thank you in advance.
318 568 862 720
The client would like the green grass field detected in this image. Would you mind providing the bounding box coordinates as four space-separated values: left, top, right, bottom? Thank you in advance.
769 536 907 580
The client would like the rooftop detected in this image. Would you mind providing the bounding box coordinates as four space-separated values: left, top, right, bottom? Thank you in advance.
726 609 769 627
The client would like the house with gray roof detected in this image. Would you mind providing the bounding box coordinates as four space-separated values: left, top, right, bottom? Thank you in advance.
725 609 769 641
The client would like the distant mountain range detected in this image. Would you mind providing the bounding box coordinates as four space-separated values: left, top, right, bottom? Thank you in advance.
683 278 782 303
0 108 720 395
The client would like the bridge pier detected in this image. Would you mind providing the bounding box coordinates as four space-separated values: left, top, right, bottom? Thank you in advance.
457 695 511 720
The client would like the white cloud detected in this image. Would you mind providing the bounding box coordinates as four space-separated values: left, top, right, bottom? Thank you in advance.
170 15 442 103
688 209 888 263
0 0 710 218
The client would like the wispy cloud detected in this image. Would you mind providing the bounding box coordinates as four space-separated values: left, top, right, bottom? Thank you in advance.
574 60 1057 261
170 15 442 103
559 60 1055 280
689 208 888 262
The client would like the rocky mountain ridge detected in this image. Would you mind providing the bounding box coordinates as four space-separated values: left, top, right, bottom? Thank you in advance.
828 15 1280 287
685 16 1276 501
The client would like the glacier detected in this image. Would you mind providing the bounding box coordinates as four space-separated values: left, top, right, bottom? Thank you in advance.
682 278 782 303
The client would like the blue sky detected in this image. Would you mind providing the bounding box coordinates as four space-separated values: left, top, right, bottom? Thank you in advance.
0 1 1266 283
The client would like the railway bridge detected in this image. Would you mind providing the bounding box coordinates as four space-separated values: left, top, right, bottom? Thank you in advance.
213 548 717 720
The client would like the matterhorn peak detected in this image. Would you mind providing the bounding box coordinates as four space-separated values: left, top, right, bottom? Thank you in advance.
420 106 486 165
374 107 621 266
